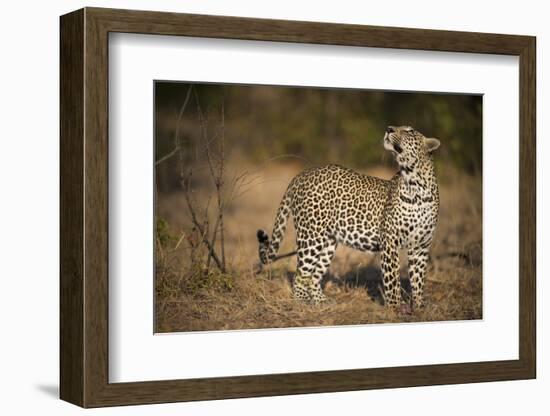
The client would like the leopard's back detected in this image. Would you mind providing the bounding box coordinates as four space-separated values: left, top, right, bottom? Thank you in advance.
288 164 391 251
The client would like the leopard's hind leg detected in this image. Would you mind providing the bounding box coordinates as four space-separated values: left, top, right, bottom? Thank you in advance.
309 236 337 305
293 233 335 305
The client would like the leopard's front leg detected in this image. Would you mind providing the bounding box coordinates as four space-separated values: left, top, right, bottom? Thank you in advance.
407 246 429 309
381 236 401 308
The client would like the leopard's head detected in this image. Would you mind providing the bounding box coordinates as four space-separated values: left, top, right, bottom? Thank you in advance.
383 125 440 170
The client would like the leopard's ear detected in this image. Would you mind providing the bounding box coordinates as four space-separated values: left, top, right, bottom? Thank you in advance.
425 138 441 153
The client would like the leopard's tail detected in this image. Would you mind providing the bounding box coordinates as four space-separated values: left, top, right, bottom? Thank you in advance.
257 190 292 265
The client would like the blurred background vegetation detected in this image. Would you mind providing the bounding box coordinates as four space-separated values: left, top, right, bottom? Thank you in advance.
154 82 483 331
155 82 482 192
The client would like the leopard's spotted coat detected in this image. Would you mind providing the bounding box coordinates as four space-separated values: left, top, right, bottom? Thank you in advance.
258 126 441 308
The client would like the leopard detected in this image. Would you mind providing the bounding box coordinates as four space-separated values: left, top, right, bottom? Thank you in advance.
257 125 441 309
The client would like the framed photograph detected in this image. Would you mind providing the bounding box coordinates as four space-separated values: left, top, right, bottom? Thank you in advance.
60 7 536 408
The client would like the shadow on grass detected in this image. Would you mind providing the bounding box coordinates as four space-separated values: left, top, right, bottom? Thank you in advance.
285 265 411 306
337 266 411 305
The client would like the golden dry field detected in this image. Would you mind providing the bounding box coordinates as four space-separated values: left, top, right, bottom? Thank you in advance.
155 161 482 332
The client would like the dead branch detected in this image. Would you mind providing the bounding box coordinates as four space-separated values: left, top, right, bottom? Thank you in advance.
155 147 180 166
194 92 220 271
218 99 226 271
192 89 228 274
155 85 193 166
181 181 224 271
169 85 225 274
159 86 238 276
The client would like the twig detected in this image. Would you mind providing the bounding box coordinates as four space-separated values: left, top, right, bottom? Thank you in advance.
170 86 225 273
156 235 165 262
218 98 226 271
193 90 228 274
173 231 187 251
155 85 193 166
182 184 224 271
155 147 180 166
195 93 221 271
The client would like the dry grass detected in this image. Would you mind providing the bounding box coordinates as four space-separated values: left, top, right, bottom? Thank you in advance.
155 161 482 333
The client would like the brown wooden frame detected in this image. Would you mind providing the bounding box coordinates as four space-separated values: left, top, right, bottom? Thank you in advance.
60 7 536 408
